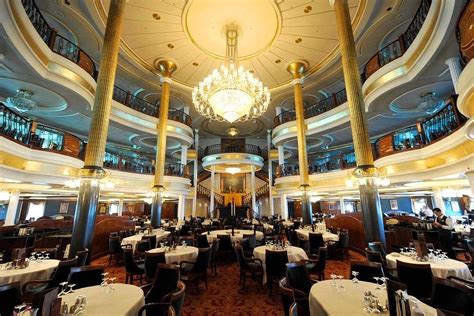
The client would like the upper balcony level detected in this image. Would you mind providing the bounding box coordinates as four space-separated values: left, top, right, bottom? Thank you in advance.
276 96 468 178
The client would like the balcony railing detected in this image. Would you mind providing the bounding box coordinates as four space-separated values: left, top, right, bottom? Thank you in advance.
203 144 263 157
273 0 432 129
0 103 191 178
22 0 96 78
21 0 192 127
276 96 466 178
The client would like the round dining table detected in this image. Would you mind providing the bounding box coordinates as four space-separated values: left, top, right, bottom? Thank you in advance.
309 280 436 316
148 246 199 264
253 245 308 284
295 229 339 242
61 284 144 316
385 252 473 280
0 259 60 286
121 230 171 251
203 229 264 243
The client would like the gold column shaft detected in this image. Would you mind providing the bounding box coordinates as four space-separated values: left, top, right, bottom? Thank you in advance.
333 0 374 166
154 80 171 186
84 0 126 167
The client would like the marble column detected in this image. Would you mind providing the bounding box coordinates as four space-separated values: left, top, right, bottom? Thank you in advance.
466 171 474 197
5 191 19 226
210 169 215 217
267 130 274 216
251 167 257 212
69 0 126 259
178 194 185 223
339 196 345 214
280 193 289 219
117 199 123 216
331 0 385 245
433 188 446 212
278 146 285 166
192 129 199 217
150 60 177 228
180 145 188 166
287 61 312 225
445 57 462 94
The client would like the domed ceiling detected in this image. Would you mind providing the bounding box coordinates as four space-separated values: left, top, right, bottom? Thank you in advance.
97 0 363 90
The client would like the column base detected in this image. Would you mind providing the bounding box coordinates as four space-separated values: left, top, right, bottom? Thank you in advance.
69 173 102 261
301 191 313 226
150 185 165 228
358 178 386 246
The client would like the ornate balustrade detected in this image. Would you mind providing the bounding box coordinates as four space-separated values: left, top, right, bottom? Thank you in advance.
0 103 191 178
276 97 466 178
243 183 269 205
197 184 224 207
203 143 263 157
21 0 192 127
273 0 432 129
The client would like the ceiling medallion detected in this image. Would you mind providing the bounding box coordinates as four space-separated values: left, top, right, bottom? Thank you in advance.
6 89 37 113
192 25 270 123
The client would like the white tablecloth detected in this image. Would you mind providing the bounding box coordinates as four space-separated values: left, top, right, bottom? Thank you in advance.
386 253 473 280
62 284 144 316
253 246 308 284
148 246 199 264
203 230 264 243
454 224 472 235
295 229 339 242
121 230 171 251
0 259 59 286
309 280 436 316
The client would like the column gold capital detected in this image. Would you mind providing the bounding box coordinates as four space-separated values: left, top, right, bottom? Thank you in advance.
287 61 308 79
155 59 177 78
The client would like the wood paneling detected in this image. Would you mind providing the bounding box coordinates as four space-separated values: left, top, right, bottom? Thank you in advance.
325 214 366 252
458 1 474 63
91 215 135 260
62 134 82 158
377 134 395 157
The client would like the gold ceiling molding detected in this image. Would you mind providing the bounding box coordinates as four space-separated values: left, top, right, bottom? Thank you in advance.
94 0 367 91
48 63 96 95
0 151 79 176
363 0 441 98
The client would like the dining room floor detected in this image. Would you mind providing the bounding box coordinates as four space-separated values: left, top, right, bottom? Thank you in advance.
91 250 365 316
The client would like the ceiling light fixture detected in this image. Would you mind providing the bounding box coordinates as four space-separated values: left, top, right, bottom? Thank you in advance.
192 25 270 123
225 167 241 174
417 92 442 114
6 89 37 113
226 126 240 137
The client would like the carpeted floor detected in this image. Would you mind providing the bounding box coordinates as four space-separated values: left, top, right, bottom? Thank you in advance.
91 250 364 315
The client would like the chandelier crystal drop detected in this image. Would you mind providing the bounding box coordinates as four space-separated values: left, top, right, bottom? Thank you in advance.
6 89 37 113
192 26 270 123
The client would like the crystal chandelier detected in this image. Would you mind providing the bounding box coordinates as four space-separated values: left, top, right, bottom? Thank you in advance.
417 92 441 114
6 89 37 112
192 26 270 123
226 126 240 137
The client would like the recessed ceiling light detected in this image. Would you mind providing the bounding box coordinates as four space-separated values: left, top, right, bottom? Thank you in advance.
386 7 392 11
152 13 161 20
192 62 199 66
304 6 312 13
275 59 281 64
295 38 302 44
167 43 174 49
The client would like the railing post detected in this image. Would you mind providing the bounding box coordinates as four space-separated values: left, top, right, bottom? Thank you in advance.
47 29 57 50
125 91 131 106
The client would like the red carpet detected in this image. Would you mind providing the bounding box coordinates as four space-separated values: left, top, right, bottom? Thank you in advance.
91 250 364 315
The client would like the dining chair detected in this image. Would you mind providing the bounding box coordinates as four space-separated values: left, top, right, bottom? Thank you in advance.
367 241 387 258
197 234 210 248
285 262 316 296
142 235 157 249
119 230 128 240
170 281 186 316
279 278 295 316
308 233 324 258
328 231 350 260
234 245 263 289
301 246 327 280
136 239 152 258
386 279 407 316
76 248 88 267
108 236 123 266
396 260 433 301
349 260 385 283
0 281 22 316
144 251 166 283
209 238 220 275
180 247 211 292
266 249 289 296
67 265 104 289
145 263 180 304
431 276 474 315
178 236 194 247
243 234 257 250
123 247 145 284
23 257 78 295
138 303 176 316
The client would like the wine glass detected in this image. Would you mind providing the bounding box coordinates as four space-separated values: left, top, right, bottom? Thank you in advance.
109 277 117 293
67 284 75 294
351 271 359 283
373 277 382 290
336 275 344 289
330 274 337 287
379 277 389 290
58 282 68 297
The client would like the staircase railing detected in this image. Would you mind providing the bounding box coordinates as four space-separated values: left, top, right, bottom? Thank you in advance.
196 184 224 207
242 183 269 205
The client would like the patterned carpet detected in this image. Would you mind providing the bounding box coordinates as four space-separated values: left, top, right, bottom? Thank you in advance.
91 250 364 315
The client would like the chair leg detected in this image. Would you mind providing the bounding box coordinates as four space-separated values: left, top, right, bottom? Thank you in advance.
204 274 208 290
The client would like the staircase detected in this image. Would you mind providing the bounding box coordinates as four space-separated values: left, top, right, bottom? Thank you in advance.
197 183 224 207
242 183 270 205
